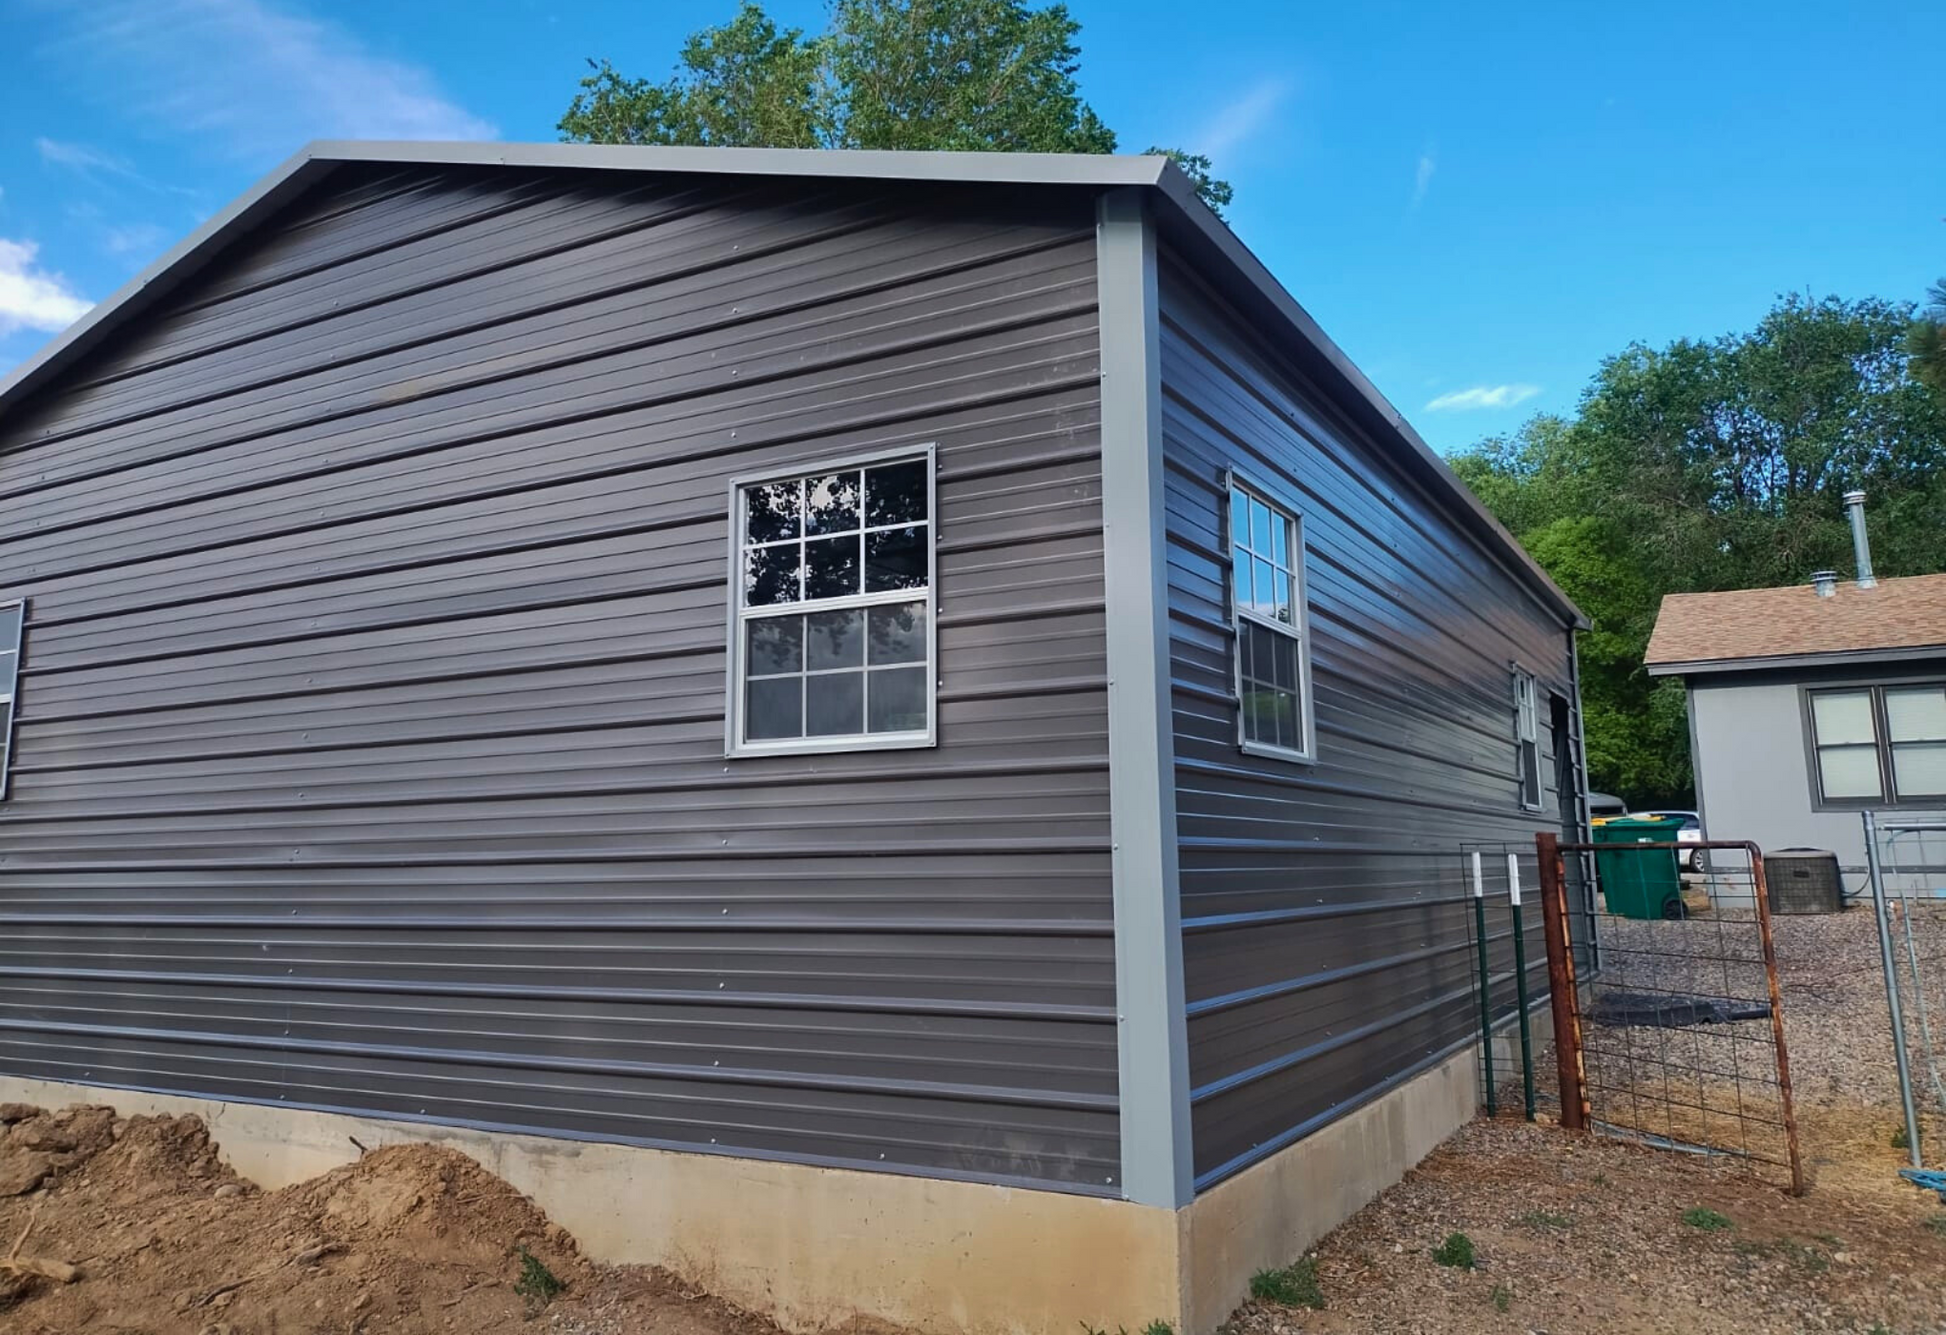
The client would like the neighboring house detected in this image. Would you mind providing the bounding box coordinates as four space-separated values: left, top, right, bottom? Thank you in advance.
1646 542 1946 886
0 141 1588 1334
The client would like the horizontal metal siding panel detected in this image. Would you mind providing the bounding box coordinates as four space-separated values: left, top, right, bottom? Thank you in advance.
1156 251 1576 1187
0 166 1116 1192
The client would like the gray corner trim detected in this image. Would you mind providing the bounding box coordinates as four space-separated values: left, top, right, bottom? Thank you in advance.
1648 644 1946 678
1096 187 1194 1209
1682 679 1710 838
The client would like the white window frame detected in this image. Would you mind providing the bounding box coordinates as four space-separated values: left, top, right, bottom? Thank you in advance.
1226 473 1316 763
0 599 23 801
1513 664 1542 812
724 444 938 758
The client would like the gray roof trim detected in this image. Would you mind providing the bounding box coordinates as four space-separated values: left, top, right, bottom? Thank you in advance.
1652 644 1946 678
0 138 1582 629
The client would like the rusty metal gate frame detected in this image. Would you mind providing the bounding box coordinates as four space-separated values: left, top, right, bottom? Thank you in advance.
1535 832 1805 1195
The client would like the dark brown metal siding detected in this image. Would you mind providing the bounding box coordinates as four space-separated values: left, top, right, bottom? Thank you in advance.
1156 253 1578 1187
0 165 1117 1191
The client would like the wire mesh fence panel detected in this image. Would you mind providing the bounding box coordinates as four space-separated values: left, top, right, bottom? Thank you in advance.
1866 812 1946 1163
1540 838 1804 1193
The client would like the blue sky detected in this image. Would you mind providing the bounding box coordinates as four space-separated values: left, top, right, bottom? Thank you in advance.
1 0 1939 454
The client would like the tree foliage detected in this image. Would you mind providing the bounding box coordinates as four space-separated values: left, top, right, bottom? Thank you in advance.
1452 295 1946 807
559 0 1234 214
1909 279 1946 394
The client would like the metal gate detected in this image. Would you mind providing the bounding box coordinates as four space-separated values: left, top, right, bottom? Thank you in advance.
1536 833 1805 1193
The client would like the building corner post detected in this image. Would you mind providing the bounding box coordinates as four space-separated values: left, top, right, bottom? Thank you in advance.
1095 188 1194 1211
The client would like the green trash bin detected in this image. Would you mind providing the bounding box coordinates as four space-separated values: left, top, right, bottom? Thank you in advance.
1591 815 1685 920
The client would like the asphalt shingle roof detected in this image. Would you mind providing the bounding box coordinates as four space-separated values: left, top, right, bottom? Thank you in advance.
1645 572 1946 671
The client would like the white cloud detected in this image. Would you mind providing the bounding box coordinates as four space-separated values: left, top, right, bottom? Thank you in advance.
32 0 495 163
0 239 92 336
102 222 169 258
1424 384 1541 412
1411 151 1436 209
1192 79 1293 160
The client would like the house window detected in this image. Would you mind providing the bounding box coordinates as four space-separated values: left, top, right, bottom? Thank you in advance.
1228 480 1313 760
1514 668 1542 811
728 451 935 754
0 602 18 799
1808 684 1946 806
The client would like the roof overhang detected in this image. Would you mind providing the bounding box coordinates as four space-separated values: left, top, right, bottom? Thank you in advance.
0 140 1586 632
1651 644 1946 678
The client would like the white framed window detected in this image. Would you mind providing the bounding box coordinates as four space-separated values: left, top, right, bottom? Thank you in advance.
1513 666 1542 811
726 447 936 756
0 601 19 800
1807 683 1946 807
1227 477 1314 761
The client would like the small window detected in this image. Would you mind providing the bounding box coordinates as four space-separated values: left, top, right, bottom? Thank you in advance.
1811 683 1946 805
1514 668 1541 811
1228 480 1313 760
0 602 20 799
728 451 935 754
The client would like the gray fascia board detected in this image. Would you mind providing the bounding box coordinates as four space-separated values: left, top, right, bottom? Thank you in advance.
1096 186 1194 1209
0 147 340 415
305 138 1173 189
1650 644 1946 678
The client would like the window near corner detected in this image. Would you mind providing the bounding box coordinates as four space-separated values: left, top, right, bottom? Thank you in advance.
1810 683 1946 805
1228 482 1313 761
0 602 20 800
1514 668 1542 811
730 454 934 754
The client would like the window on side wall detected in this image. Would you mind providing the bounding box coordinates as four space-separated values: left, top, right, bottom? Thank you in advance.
0 601 19 798
1227 479 1314 761
1513 667 1542 811
1807 684 1946 807
727 450 935 756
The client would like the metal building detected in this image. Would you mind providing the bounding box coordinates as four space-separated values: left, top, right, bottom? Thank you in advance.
0 142 1588 1332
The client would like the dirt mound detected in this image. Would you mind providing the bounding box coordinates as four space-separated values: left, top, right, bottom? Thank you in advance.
0 1103 792 1335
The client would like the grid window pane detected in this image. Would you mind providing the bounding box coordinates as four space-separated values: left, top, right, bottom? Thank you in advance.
806 672 865 736
0 607 19 643
1893 743 1946 797
865 526 927 592
1818 745 1882 799
1270 514 1288 566
747 617 804 676
804 535 861 600
1249 497 1272 552
805 609 864 670
1812 691 1877 745
805 472 861 536
746 481 801 543
1230 489 1249 545
868 667 928 733
868 602 926 665
747 677 803 740
866 461 927 526
1886 688 1946 743
744 545 801 606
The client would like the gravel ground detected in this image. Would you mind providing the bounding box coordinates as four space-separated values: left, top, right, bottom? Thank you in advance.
1219 1117 1946 1335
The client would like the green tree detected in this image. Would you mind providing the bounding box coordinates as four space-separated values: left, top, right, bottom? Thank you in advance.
1453 295 1946 807
1909 279 1946 395
559 0 1235 214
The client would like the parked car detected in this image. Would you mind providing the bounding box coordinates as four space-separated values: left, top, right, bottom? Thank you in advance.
1630 809 1706 872
1588 791 1628 819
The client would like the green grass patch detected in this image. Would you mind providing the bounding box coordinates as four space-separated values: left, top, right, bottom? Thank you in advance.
1681 1207 1734 1232
1490 1284 1512 1313
1893 1125 1913 1150
1249 1258 1324 1310
1925 1213 1946 1239
1431 1232 1476 1269
513 1245 565 1307
1141 1323 1174 1335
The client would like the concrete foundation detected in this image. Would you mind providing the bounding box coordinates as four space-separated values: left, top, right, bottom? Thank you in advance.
0 1026 1540 1334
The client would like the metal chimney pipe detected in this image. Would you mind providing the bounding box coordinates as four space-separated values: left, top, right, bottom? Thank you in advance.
1844 490 1877 589
1812 570 1838 598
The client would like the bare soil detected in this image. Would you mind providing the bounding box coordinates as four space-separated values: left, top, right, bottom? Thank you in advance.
0 1102 787 1335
